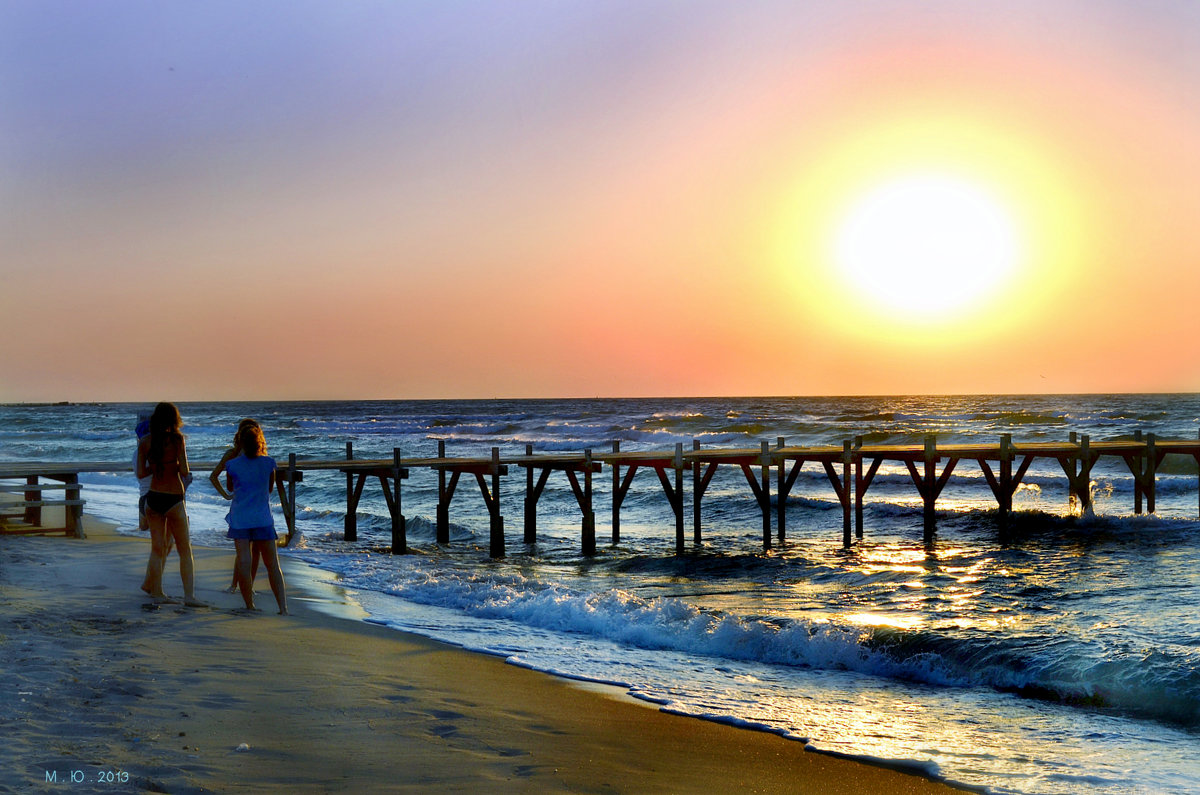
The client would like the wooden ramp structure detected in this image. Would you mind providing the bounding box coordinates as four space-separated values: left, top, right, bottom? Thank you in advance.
0 463 87 537
4 431 1200 554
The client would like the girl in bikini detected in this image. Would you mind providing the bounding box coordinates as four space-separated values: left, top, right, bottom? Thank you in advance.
137 402 204 607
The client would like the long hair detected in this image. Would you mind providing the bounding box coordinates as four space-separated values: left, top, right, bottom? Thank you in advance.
237 421 267 458
232 418 258 448
147 402 183 475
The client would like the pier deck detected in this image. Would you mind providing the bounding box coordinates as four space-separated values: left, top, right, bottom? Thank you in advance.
4 432 1199 553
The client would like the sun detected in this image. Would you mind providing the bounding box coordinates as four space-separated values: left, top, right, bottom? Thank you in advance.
766 107 1092 346
831 173 1024 319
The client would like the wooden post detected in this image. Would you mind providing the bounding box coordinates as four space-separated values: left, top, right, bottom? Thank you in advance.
524 444 536 543
760 441 771 547
64 474 83 538
287 453 298 542
999 434 1013 527
1068 432 1079 510
1133 430 1144 514
775 437 787 540
24 476 40 526
611 440 621 544
923 435 937 542
1079 435 1093 514
841 440 852 546
853 436 864 539
391 448 406 554
344 442 356 542
582 449 596 556
692 440 702 546
1145 433 1157 514
436 440 449 544
674 442 684 555
489 447 504 558
275 465 296 544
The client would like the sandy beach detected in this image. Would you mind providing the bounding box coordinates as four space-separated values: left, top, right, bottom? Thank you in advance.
0 513 966 794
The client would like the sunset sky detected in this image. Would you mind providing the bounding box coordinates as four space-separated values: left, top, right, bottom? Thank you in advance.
3 1 1199 401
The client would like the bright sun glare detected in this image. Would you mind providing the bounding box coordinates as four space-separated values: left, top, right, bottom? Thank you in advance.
832 173 1023 318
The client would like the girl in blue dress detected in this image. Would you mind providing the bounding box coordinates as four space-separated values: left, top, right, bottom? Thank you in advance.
214 420 288 614
209 419 266 592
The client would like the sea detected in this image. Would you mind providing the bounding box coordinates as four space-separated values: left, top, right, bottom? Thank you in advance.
2 394 1199 794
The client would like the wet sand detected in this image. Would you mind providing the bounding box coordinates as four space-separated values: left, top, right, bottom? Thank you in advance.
0 514 966 793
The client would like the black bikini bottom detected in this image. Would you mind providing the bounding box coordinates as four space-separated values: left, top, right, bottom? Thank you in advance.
145 490 184 514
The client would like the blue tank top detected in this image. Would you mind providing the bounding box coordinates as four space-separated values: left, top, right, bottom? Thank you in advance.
225 454 276 530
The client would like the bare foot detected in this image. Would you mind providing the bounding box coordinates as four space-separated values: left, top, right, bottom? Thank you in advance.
235 606 262 615
151 594 180 605
183 598 208 608
223 585 239 594
278 608 290 616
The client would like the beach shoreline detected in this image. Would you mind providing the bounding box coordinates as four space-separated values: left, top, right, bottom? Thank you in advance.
0 512 967 794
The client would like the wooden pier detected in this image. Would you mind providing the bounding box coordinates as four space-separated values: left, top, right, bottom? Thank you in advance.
4 431 1200 554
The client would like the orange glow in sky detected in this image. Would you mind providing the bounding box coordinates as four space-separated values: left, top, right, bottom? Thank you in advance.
3 2 1199 401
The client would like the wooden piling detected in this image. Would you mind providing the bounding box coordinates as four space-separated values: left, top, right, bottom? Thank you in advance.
900 435 957 542
673 443 684 554
999 433 1013 518
1080 435 1093 514
436 440 450 544
853 437 881 541
23 476 39 526
578 449 596 555
1145 433 1157 514
838 440 851 545
776 454 804 546
775 437 787 541
853 436 864 538
524 444 538 543
1133 430 1145 513
979 436 1035 532
389 448 406 553
1070 437 1089 511
286 453 298 541
486 447 504 558
1057 434 1095 515
923 435 937 541
274 468 294 543
611 441 621 544
758 441 771 548
515 448 601 553
693 440 703 546
344 442 357 542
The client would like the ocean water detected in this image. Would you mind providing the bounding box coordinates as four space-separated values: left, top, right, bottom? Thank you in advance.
3 395 1199 793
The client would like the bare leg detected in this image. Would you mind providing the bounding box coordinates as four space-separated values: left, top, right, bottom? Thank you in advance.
227 555 241 593
234 539 258 610
165 503 204 607
255 540 288 615
142 511 175 601
229 542 264 593
141 521 158 594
